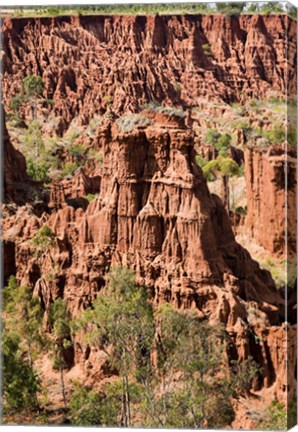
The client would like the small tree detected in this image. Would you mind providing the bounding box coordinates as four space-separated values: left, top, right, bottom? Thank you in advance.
31 225 56 264
216 133 231 156
2 276 44 415
49 299 72 409
69 383 103 425
231 356 260 395
9 93 24 126
23 75 45 120
246 2 259 13
77 266 155 427
203 157 240 211
25 120 45 158
145 304 235 428
216 2 246 14
2 328 41 417
205 129 220 146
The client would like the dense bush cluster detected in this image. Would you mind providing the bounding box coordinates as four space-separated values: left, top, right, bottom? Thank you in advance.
4 2 296 18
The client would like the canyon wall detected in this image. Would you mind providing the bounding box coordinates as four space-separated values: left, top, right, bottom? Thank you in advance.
1 13 297 425
3 114 295 403
1 14 296 131
244 144 296 257
2 105 31 203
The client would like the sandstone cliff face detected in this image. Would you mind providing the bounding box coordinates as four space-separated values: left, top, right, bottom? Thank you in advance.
1 14 296 130
49 169 101 210
243 144 296 257
2 105 32 204
3 114 295 405
1 13 296 427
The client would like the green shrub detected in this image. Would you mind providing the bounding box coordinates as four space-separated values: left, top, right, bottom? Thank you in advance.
235 205 247 215
235 120 250 130
265 124 286 144
259 401 287 430
216 133 231 153
116 114 152 133
97 152 103 164
67 130 80 144
69 144 85 157
202 43 212 56
62 162 78 178
205 129 220 145
27 158 50 183
31 225 56 250
9 93 22 112
156 106 186 119
84 194 96 203
69 384 102 426
195 155 208 168
24 120 45 157
45 99 55 106
141 101 161 111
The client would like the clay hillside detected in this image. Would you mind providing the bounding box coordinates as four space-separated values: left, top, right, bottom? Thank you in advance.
1 12 297 429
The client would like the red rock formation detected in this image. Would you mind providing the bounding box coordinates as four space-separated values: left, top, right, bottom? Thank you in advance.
2 106 30 203
3 114 295 403
1 13 296 426
49 168 101 210
244 144 296 257
1 14 296 131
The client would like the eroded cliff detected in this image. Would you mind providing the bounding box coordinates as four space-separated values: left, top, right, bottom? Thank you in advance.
1 13 297 428
1 14 296 132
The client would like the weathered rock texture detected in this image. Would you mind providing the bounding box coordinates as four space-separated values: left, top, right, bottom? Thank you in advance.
1 13 297 427
244 144 296 257
49 169 101 210
2 105 31 203
1 14 296 130
3 114 296 406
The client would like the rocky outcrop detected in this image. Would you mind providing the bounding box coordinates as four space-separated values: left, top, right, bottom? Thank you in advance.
3 114 295 402
49 168 101 210
243 144 296 257
1 13 296 425
1 14 296 131
3 105 30 203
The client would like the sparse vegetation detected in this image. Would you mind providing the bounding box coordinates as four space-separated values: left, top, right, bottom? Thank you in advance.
259 401 287 430
49 299 73 409
27 158 50 183
97 152 104 164
117 114 152 133
156 106 186 119
203 157 241 211
24 120 45 158
69 383 103 425
72 267 260 428
202 43 212 56
2 276 45 418
84 194 96 203
67 130 80 145
235 205 247 215
22 75 45 120
31 226 56 256
62 162 79 178
142 101 161 111
195 154 208 169
69 144 85 157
